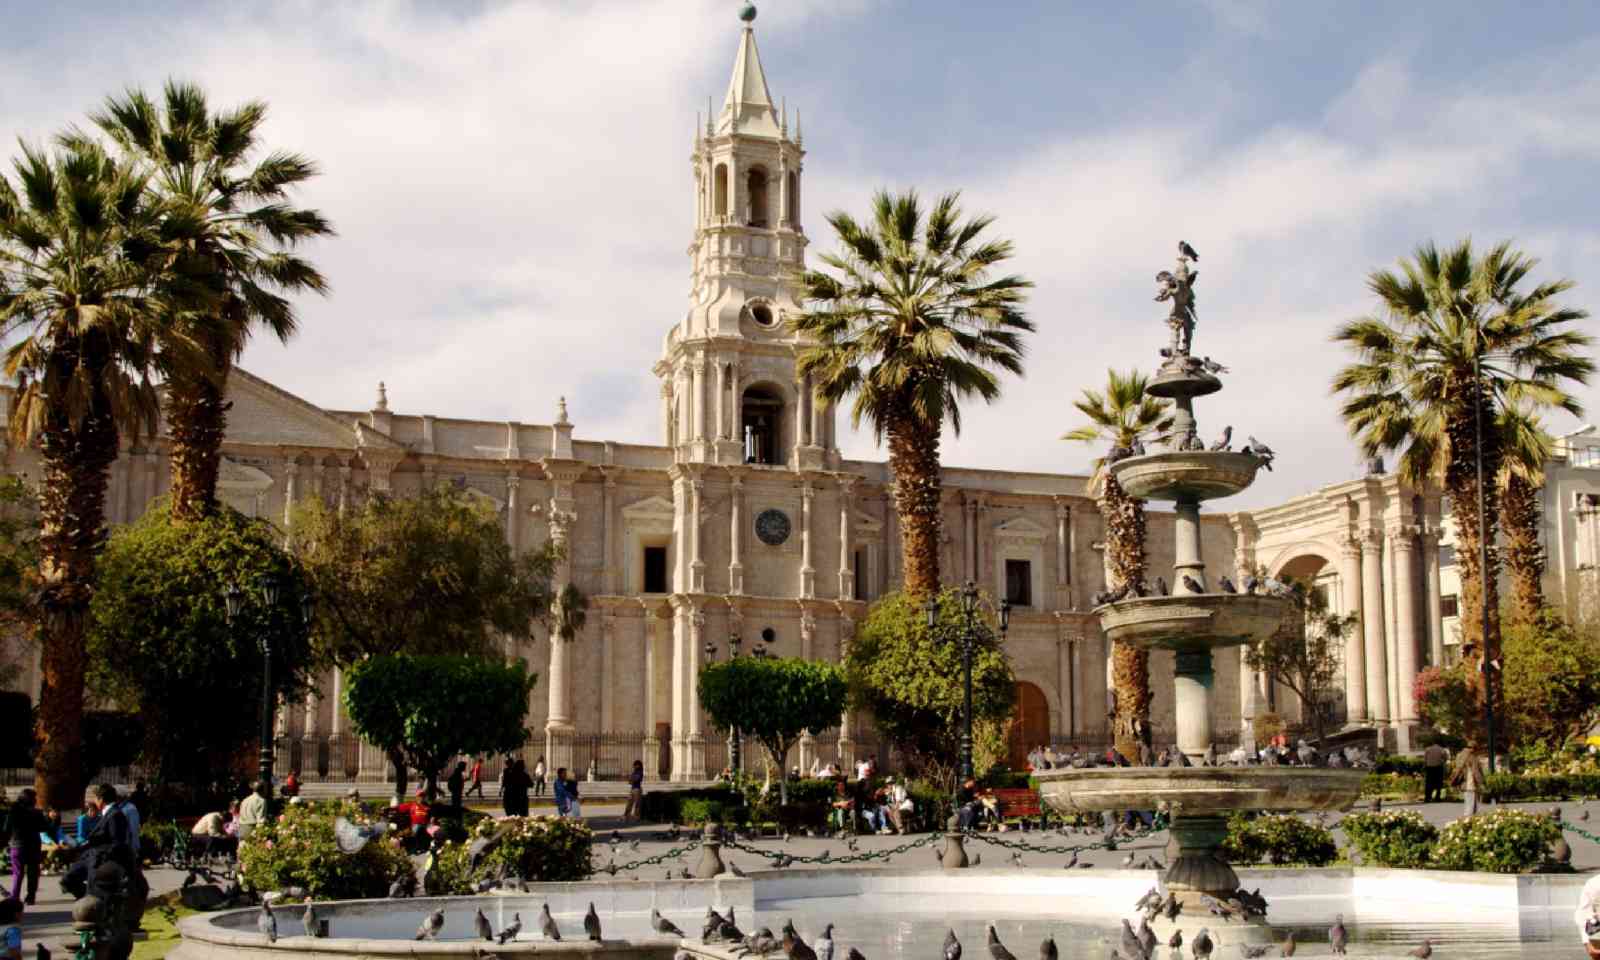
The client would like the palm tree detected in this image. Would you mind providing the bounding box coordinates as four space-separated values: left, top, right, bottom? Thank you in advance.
1331 239 1591 748
0 139 198 805
88 81 332 521
1498 405 1553 623
791 190 1034 597
1064 369 1172 761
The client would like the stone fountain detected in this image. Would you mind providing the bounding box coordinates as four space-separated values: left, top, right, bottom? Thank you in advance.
1034 242 1364 942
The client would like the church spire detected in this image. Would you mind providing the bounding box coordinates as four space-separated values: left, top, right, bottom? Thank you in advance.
718 4 782 138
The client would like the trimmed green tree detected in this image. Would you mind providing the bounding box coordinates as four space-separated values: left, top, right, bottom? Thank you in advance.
1242 577 1358 742
846 588 1015 789
87 504 313 799
343 654 537 802
698 656 847 805
1500 609 1600 751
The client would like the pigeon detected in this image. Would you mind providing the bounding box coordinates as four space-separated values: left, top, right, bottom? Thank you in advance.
1242 574 1259 595
541 903 562 940
1118 920 1143 960
1182 575 1205 594
473 908 494 942
1136 888 1163 913
414 909 444 941
971 854 981 866
257 902 277 943
1064 851 1079 869
944 928 963 960
301 902 320 939
1553 837 1573 864
1155 577 1170 596
1179 240 1199 261
1192 927 1214 959
498 913 523 945
1210 427 1232 451
986 925 1017 960
1137 918 1156 956
1218 576 1237 593
816 923 835 960
783 922 818 960
1039 937 1058 960
1279 931 1296 956
333 816 389 854
846 951 866 960
1329 915 1348 955
1168 929 1183 950
1121 852 1137 868
36 948 49 960
1581 809 1591 821
1203 745 1217 767
1011 852 1025 868
739 928 781 957
1200 356 1228 374
585 902 602 941
653 909 685 937
1241 947 1270 959
1407 940 1432 959
1163 893 1181 921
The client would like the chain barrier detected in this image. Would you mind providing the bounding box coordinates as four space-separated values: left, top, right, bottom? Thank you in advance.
594 837 703 875
1559 819 1600 846
723 831 944 866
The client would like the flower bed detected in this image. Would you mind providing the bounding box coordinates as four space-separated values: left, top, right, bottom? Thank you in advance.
1340 810 1439 868
1428 808 1561 873
238 800 412 900
1222 813 1338 866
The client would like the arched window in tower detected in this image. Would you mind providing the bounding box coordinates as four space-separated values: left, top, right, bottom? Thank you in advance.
747 167 769 227
714 163 729 218
741 385 784 466
786 170 800 227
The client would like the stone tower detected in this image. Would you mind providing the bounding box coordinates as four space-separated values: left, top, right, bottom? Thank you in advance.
656 3 835 472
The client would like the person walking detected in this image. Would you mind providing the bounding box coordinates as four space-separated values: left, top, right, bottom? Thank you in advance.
1451 747 1487 817
4 788 45 907
446 761 467 810
533 756 547 797
566 770 583 820
237 780 270 842
552 768 571 818
466 757 485 799
1423 742 1449 803
503 759 531 818
624 760 645 823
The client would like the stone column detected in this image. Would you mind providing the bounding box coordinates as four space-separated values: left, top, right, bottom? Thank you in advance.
962 495 976 582
728 367 741 447
838 477 856 599
798 609 817 772
337 458 352 514
1339 539 1367 721
729 472 745 594
837 615 856 767
800 482 816 598
544 498 576 743
1055 620 1072 740
1392 527 1421 723
886 485 902 589
1423 528 1445 668
687 606 706 778
1054 498 1071 605
1172 498 1206 593
798 375 812 446
690 361 704 442
602 472 617 594
690 474 706 592
310 459 326 507
714 364 727 441
642 606 661 781
329 667 344 736
505 473 521 551
281 453 299 528
1360 531 1390 723
144 449 161 509
600 614 616 732
1173 650 1214 760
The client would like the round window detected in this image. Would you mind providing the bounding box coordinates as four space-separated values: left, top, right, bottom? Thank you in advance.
750 303 775 326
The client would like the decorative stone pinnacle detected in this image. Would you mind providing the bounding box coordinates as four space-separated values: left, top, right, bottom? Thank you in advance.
375 381 389 411
739 2 757 24
557 396 570 424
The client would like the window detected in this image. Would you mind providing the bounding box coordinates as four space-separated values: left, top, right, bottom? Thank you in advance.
746 168 769 227
643 546 669 594
854 548 866 601
742 385 783 465
713 163 729 217
1438 544 1456 567
1005 559 1032 607
750 303 774 326
1441 594 1459 618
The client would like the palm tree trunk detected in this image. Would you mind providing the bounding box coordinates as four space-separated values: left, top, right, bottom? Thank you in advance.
33 347 121 808
1101 475 1152 761
887 405 943 598
166 361 230 522
1500 470 1545 623
1446 385 1504 750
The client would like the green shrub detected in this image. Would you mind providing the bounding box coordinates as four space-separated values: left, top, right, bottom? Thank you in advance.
680 797 750 826
1221 813 1337 866
1341 810 1439 868
476 815 592 883
1374 755 1425 776
639 786 741 824
238 800 412 899
1484 772 1600 802
1360 772 1424 799
423 841 477 895
980 771 1035 790
1429 808 1560 873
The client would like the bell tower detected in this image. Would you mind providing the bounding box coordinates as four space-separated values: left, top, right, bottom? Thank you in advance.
655 2 834 470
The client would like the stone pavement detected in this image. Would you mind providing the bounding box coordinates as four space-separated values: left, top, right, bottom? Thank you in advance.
14 864 190 957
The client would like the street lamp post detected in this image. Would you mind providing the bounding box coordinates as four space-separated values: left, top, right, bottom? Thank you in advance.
925 582 1009 818
226 573 314 792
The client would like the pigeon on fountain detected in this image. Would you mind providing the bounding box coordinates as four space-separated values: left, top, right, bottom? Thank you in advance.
498 913 522 945
783 920 818 960
1407 940 1432 959
302 902 321 939
737 928 781 957
1136 888 1162 913
1179 240 1199 261
1279 931 1296 956
1218 575 1237 593
1182 575 1204 593
540 903 562 940
474 908 494 942
986 925 1017 960
1137 918 1156 956
1554 836 1574 865
1039 937 1058 960
1117 920 1144 960
414 909 445 941
1328 915 1348 955
1242 574 1259 594
1155 577 1170 597
1210 427 1233 451
1201 356 1228 374
816 923 835 960
257 901 277 943
1203 745 1217 767
945 928 963 960
653 909 685 937
1168 929 1183 951
1241 947 1271 958
1192 927 1214 959
333 816 390 854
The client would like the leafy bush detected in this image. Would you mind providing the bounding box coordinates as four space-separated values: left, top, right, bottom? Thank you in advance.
1341 811 1439 868
238 800 412 899
1373 755 1425 776
680 797 749 826
476 815 592 882
1429 808 1560 873
639 786 741 824
1221 813 1337 866
1360 773 1424 800
1484 772 1600 802
423 841 476 895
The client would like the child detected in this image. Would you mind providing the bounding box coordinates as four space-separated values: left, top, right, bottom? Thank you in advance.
0 897 22 960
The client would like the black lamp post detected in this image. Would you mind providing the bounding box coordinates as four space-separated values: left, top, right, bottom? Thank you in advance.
925 581 1009 816
226 573 314 791
1464 310 1500 776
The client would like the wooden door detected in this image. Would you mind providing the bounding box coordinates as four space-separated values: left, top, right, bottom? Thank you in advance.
1008 682 1050 770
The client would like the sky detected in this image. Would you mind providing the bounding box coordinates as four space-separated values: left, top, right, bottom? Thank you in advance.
4 0 1600 507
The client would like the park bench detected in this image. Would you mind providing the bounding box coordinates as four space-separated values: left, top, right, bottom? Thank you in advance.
992 787 1042 821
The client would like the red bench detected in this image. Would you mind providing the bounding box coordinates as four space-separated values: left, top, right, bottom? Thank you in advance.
992 788 1042 820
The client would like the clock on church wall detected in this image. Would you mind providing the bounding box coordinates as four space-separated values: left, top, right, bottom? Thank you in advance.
755 508 791 546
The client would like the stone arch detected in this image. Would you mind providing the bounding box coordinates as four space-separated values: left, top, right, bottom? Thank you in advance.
786 169 800 225
1008 680 1052 769
1265 540 1342 580
740 379 790 466
746 165 770 227
714 163 729 218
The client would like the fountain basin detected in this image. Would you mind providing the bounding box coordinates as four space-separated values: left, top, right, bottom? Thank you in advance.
1095 592 1291 652
1109 450 1264 501
1032 766 1365 816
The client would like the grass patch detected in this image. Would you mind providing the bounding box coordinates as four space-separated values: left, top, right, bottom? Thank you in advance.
132 891 199 960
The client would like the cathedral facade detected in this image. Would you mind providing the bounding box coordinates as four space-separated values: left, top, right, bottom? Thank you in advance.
1 16 1459 781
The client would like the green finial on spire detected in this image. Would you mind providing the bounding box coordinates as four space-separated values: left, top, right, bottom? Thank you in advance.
739 2 757 24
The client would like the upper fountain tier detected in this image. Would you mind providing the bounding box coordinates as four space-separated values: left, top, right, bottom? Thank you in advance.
1110 448 1266 504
